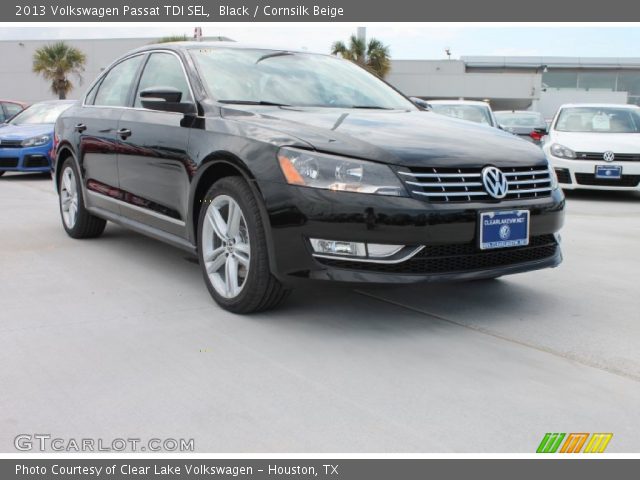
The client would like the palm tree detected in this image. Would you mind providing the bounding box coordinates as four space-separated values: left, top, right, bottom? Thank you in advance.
331 35 391 78
32 42 86 100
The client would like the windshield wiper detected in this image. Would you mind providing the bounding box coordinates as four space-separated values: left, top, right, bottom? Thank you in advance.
218 100 291 107
350 105 395 110
255 51 295 63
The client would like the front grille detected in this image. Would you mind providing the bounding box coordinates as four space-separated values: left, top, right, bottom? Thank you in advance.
555 168 572 184
399 165 553 202
317 234 558 274
23 155 49 168
575 173 640 187
576 152 640 162
0 140 23 148
0 158 19 168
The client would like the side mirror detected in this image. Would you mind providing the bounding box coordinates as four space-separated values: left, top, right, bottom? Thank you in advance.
139 87 196 114
409 97 431 110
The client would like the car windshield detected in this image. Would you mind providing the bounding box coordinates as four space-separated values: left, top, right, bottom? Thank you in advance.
555 107 640 133
495 112 545 128
189 48 416 110
8 102 73 125
430 104 494 126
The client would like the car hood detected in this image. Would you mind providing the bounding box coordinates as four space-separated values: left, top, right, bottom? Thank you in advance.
0 123 53 141
222 107 547 168
549 131 640 153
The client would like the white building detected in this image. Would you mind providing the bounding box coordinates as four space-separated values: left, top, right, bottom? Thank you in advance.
388 56 640 119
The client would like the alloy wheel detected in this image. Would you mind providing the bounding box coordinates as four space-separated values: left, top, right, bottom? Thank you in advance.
201 195 251 299
60 166 78 229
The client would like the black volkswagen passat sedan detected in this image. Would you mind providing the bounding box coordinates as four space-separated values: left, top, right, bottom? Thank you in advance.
53 42 564 313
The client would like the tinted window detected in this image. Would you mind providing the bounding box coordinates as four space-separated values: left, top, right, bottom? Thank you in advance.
135 53 193 108
495 112 546 128
94 55 143 107
555 107 640 133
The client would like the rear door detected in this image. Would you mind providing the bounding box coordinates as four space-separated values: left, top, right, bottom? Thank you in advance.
116 51 195 236
79 54 145 215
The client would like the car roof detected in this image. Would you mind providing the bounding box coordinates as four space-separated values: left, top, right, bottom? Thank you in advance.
427 100 491 107
494 110 542 114
0 100 28 106
127 41 318 56
28 100 77 105
557 103 640 109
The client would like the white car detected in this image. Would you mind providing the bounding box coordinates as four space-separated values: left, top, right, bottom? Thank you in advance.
543 103 640 191
427 100 499 128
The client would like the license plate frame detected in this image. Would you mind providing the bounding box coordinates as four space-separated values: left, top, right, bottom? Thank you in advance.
595 165 622 179
479 210 530 250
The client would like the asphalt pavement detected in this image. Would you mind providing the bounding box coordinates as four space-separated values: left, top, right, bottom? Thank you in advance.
1 172 639 452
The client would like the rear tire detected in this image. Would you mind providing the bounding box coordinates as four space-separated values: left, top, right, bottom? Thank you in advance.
58 158 106 239
197 176 290 313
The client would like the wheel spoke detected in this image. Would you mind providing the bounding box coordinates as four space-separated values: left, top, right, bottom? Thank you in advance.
234 249 250 267
207 206 228 241
225 256 239 296
206 250 227 274
227 201 242 237
63 173 71 192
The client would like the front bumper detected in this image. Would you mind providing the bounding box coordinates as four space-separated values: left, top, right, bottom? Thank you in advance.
260 181 565 285
548 154 640 191
0 144 52 172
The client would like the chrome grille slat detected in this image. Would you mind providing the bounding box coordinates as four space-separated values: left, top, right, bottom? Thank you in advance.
399 166 553 203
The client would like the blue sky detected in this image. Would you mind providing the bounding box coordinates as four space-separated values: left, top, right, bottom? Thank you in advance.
1 25 639 59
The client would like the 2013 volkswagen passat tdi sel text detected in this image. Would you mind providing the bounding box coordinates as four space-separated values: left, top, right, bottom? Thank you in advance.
53 43 565 313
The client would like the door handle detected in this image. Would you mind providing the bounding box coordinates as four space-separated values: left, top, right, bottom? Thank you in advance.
74 123 87 132
117 128 132 139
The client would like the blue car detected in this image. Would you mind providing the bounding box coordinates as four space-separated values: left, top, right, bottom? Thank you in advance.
0 100 75 176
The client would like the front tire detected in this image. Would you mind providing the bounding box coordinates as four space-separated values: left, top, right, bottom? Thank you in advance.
197 176 290 313
58 158 106 239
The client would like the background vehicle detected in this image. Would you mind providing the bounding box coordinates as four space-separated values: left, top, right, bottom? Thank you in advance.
495 110 548 145
53 43 564 314
427 100 498 128
0 100 27 123
0 100 74 177
544 103 640 191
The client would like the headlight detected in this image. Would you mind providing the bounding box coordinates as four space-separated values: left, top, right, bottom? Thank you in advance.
549 143 575 159
277 147 407 196
21 135 51 147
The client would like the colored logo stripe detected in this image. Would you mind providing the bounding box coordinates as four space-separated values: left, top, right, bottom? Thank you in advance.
584 433 613 453
560 433 589 453
537 433 565 453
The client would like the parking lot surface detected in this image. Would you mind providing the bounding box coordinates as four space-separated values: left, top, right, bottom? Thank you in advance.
1 173 639 452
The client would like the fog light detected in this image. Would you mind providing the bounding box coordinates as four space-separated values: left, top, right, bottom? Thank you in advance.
310 239 406 259
367 243 404 258
310 239 366 257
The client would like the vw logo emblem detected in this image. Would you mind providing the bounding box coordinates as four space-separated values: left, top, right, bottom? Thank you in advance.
499 225 511 240
603 151 615 162
481 166 509 199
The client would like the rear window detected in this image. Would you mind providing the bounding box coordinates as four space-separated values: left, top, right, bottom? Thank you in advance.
495 112 545 128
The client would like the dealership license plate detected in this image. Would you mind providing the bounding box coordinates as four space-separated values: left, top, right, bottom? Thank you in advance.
595 165 622 179
480 210 530 250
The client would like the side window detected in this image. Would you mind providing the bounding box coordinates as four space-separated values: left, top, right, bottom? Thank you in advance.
4 103 24 118
135 53 193 108
94 55 144 107
0 105 6 122
84 80 101 105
